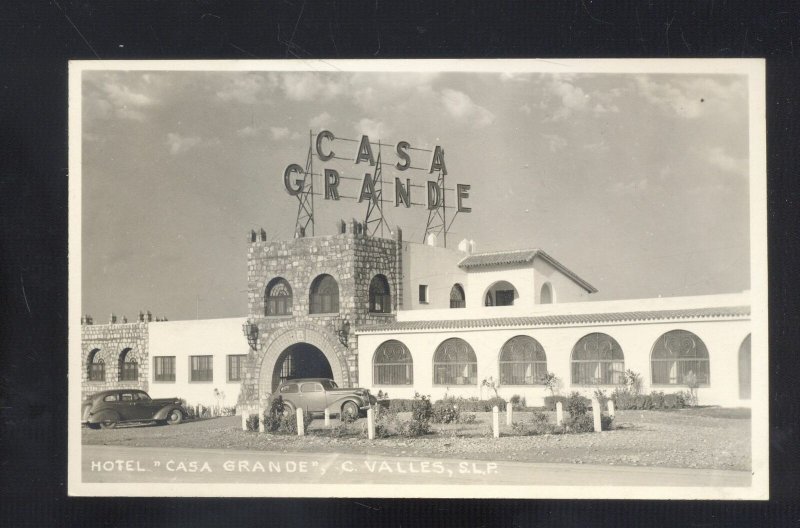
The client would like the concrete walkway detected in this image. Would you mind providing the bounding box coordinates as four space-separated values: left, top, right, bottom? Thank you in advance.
82 444 751 487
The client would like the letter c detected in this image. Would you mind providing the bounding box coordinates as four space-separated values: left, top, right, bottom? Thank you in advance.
316 130 335 161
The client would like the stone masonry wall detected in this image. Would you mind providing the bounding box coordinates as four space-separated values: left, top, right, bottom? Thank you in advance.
240 220 400 405
81 321 149 400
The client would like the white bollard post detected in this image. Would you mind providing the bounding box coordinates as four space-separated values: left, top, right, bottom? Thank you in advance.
324 408 330 427
258 404 266 433
296 407 305 436
241 406 248 431
607 399 615 419
367 408 375 440
556 401 564 426
592 398 602 432
506 403 513 426
492 406 500 438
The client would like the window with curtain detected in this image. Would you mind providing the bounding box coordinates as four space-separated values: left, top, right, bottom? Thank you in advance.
571 333 624 385
369 274 391 313
499 335 547 385
118 348 138 381
265 277 293 316
449 283 465 308
433 338 477 385
373 340 413 385
651 329 710 385
309 274 339 314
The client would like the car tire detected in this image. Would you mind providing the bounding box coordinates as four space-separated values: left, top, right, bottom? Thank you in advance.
282 401 296 417
166 409 184 425
341 401 359 421
99 418 117 429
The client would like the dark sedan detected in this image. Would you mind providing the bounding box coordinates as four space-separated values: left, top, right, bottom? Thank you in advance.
82 389 187 429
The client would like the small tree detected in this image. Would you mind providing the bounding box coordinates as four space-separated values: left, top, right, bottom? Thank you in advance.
481 376 499 399
684 371 699 406
542 372 560 397
622 369 642 395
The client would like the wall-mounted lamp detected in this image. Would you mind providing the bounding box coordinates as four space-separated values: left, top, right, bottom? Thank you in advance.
242 321 259 350
337 319 351 348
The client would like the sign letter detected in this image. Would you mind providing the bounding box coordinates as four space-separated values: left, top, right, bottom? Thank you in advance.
324 169 340 200
457 184 471 213
395 177 411 208
355 135 375 166
395 141 411 171
427 181 441 210
316 130 335 161
429 145 447 175
283 164 305 196
358 173 378 204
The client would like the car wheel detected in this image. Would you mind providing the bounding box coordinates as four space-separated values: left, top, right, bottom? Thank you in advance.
99 418 117 429
166 409 184 425
341 401 359 421
282 401 296 417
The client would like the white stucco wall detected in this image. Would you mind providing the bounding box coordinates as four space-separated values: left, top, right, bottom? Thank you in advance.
403 242 469 310
532 257 591 304
357 294 752 407
462 265 536 311
147 317 248 408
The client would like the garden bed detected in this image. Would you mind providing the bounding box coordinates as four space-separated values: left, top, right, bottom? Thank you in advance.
82 407 751 471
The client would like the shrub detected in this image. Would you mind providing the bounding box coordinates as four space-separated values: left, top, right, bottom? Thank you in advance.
432 400 461 424
542 372 560 397
650 391 665 409
662 393 679 409
509 394 527 410
593 389 609 409
220 406 237 416
544 395 568 412
397 419 431 437
387 399 415 413
486 396 507 412
246 414 259 431
411 393 433 422
566 392 590 418
457 413 477 424
600 414 614 431
622 369 643 395
329 423 351 438
565 413 594 433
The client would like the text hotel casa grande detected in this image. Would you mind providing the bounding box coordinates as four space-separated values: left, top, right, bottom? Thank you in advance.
80 133 752 410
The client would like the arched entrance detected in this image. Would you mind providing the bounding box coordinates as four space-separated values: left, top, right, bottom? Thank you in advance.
272 342 334 390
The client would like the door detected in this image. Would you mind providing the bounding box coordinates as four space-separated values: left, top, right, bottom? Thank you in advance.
300 382 326 413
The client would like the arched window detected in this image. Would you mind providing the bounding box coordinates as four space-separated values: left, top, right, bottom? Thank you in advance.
265 277 293 316
118 348 138 381
369 274 391 314
373 340 413 385
309 274 339 314
540 282 553 304
87 349 104 382
739 334 751 399
499 336 547 385
433 338 477 385
450 283 466 308
651 330 710 385
571 333 624 385
484 280 517 306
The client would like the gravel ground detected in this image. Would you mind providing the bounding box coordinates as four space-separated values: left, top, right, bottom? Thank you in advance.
82 408 750 471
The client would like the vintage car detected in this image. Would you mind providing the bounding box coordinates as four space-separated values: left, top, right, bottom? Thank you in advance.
272 378 376 420
81 389 187 429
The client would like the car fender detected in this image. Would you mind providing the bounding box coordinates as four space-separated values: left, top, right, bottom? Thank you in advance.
329 396 364 412
89 409 120 425
153 405 184 421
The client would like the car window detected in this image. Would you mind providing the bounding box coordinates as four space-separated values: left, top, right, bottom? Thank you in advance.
321 380 338 390
135 392 151 401
121 393 135 401
300 383 322 393
103 394 118 402
280 384 299 393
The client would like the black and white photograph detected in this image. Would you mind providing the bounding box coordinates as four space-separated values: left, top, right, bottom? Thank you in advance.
68 59 767 499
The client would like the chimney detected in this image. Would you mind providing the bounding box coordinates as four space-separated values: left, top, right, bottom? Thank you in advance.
295 226 306 238
338 219 346 234
146 310 153 322
250 229 257 243
259 228 267 242
109 313 117 324
426 233 437 247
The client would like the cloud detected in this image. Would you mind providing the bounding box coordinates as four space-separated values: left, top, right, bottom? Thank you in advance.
707 146 747 175
85 74 157 122
216 75 271 104
270 127 291 140
634 75 746 119
166 132 202 155
274 72 347 102
583 140 610 153
541 133 567 152
520 103 532 115
236 125 261 138
440 89 495 127
309 111 333 129
354 118 391 140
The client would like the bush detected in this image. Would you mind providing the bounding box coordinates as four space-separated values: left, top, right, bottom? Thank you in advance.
457 413 477 424
411 394 433 422
566 392 590 418
486 396 507 411
601 414 614 431
432 399 461 424
509 394 527 410
386 399 416 413
650 391 665 409
544 395 568 412
397 419 431 437
329 423 351 438
565 413 594 433
246 414 259 431
593 389 609 409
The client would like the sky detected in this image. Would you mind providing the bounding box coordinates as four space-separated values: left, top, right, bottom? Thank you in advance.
80 65 751 321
